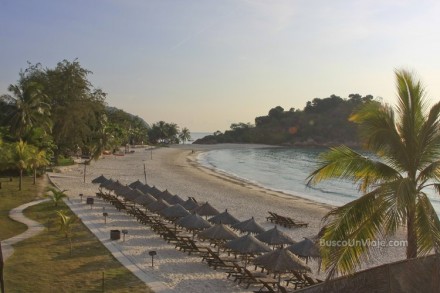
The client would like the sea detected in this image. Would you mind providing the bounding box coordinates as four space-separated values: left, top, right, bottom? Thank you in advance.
197 146 440 215
189 132 213 143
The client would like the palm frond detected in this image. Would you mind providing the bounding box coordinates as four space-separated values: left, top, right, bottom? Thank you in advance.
349 101 408 171
307 145 399 192
417 102 440 167
380 180 413 233
418 161 440 184
395 70 426 171
433 184 440 195
321 189 391 277
415 193 440 255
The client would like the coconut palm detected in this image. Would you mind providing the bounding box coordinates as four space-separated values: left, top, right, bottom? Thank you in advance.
29 148 49 184
57 210 76 255
46 187 68 207
0 81 51 139
307 69 440 278
179 127 191 144
12 140 33 190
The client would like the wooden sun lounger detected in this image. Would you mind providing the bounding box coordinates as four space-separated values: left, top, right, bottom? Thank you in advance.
201 248 237 270
241 268 278 289
253 280 277 293
266 212 308 228
303 274 323 286
285 271 308 289
175 238 209 255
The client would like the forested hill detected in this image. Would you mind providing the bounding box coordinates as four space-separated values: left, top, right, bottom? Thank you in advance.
194 94 374 146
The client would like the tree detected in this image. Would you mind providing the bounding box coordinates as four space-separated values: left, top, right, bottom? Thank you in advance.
179 127 191 144
11 140 34 190
149 121 179 144
307 69 440 278
29 148 49 185
57 210 76 256
43 60 106 162
45 187 68 207
0 137 10 172
0 81 51 139
268 106 284 118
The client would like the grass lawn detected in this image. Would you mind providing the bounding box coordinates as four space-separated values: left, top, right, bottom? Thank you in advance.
4 199 152 292
0 176 46 240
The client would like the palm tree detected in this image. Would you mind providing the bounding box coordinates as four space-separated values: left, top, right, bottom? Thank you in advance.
307 69 440 278
45 187 68 207
57 210 76 256
0 81 51 139
29 149 49 185
12 140 33 190
179 127 191 144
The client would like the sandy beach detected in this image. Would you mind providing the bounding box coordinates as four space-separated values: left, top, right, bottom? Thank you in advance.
48 144 406 292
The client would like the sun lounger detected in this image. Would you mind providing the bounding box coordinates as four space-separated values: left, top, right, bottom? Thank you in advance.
303 274 323 286
253 280 277 293
241 268 278 289
201 248 237 270
266 212 308 228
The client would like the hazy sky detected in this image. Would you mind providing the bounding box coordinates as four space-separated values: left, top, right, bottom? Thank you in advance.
2 0 440 132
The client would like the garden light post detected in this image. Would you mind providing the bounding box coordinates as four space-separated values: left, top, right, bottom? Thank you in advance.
149 251 157 267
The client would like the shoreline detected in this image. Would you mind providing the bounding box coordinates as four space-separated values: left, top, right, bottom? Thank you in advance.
183 146 335 212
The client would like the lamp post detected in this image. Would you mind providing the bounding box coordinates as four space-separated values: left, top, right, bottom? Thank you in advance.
103 212 108 224
122 230 128 242
149 251 157 267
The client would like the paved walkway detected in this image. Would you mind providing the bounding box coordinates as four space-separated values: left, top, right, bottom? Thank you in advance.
48 173 173 293
2 198 49 261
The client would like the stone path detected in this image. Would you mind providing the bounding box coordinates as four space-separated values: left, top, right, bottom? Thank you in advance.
2 198 49 261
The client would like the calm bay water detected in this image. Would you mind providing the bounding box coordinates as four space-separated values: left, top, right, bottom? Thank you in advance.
198 147 440 214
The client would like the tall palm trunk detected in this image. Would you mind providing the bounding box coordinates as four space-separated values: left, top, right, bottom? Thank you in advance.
19 169 23 191
407 203 418 258
33 168 37 185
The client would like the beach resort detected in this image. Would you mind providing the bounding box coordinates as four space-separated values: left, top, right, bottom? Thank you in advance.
46 144 411 292
3 2 440 292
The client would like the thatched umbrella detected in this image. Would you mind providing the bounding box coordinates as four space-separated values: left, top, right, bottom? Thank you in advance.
208 209 240 226
198 223 238 252
232 217 266 234
147 199 171 213
253 248 311 289
159 189 174 203
92 175 107 184
224 233 271 266
287 238 321 264
193 202 220 217
128 179 144 189
167 194 185 205
177 213 212 237
114 185 132 198
137 184 152 195
182 198 199 211
160 204 190 220
106 180 123 192
99 178 114 189
123 188 144 202
149 186 162 198
256 226 295 247
133 193 156 206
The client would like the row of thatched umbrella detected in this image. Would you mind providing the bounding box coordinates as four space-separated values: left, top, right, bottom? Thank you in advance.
93 175 321 276
94 175 316 246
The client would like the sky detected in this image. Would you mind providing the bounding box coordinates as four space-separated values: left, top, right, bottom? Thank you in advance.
1 0 440 132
